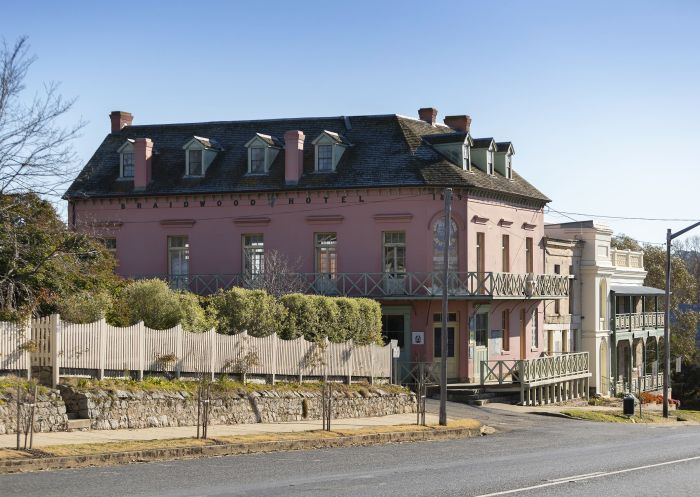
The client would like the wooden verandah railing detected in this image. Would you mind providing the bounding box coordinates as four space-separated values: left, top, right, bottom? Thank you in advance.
480 352 591 406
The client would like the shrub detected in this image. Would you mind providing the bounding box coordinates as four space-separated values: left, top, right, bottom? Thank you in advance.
56 290 113 323
279 293 319 340
208 287 286 337
354 298 383 345
108 279 207 332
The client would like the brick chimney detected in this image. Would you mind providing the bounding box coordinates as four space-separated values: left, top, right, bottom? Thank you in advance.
284 130 305 185
110 111 133 133
443 115 472 133
418 107 438 125
133 138 153 190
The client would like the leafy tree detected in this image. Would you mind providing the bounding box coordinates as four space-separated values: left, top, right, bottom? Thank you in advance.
611 234 642 251
0 193 117 320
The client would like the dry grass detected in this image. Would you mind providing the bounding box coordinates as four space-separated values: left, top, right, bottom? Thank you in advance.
0 419 481 460
0 448 33 460
42 437 214 456
561 409 683 424
675 410 700 423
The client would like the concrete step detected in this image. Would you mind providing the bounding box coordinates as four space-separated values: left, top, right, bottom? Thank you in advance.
66 418 91 431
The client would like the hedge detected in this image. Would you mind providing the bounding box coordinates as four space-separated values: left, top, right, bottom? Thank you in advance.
207 287 287 337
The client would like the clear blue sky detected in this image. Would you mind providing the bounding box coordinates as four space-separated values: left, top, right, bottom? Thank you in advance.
4 0 700 245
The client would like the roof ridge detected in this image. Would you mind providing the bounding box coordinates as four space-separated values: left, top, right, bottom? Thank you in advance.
123 113 402 129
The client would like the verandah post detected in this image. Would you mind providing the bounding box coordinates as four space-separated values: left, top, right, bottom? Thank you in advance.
50 314 61 388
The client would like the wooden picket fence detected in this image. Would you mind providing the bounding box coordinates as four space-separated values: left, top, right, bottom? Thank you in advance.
0 315 392 386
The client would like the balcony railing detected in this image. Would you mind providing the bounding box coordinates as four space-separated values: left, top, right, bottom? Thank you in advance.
611 248 644 269
143 272 569 299
614 312 664 331
615 373 664 394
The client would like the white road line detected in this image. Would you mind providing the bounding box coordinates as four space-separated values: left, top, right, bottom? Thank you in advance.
472 455 700 497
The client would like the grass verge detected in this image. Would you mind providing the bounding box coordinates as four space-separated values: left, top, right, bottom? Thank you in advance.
0 419 481 461
561 408 699 424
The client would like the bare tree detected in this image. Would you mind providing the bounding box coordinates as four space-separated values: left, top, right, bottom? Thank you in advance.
0 36 84 199
248 249 306 297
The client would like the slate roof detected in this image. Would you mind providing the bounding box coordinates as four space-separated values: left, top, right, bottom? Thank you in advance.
472 137 495 149
422 132 470 145
496 141 513 153
65 114 549 205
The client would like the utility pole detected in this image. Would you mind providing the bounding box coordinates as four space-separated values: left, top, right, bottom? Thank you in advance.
439 188 453 426
663 221 700 418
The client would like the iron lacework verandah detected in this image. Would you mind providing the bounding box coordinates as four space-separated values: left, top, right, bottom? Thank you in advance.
140 271 570 300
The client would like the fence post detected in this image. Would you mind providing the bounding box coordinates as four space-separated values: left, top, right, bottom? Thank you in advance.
50 314 61 388
97 319 106 380
369 344 375 385
209 328 217 381
175 325 183 379
271 334 277 385
138 322 144 380
22 320 31 380
346 340 353 385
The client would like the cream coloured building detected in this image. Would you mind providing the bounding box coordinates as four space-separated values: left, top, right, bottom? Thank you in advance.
545 221 664 396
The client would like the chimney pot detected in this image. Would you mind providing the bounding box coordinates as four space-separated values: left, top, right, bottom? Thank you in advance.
443 115 472 133
284 130 305 185
110 111 133 133
418 107 438 125
133 138 153 190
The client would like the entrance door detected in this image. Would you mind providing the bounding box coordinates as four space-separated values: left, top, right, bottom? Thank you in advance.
381 311 410 380
433 313 459 380
473 311 488 380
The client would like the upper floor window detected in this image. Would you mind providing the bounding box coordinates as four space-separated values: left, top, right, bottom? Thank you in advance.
502 309 510 351
525 237 534 273
244 134 281 174
243 234 265 278
383 231 406 275
312 131 350 172
168 236 189 290
117 139 135 178
433 218 459 272
188 149 203 176
315 233 337 277
182 136 222 178
502 234 510 272
506 155 513 179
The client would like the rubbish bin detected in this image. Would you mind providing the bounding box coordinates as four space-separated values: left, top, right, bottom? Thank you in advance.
623 395 635 416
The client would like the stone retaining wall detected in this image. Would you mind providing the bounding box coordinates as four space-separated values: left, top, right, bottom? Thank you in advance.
59 386 416 430
0 389 68 434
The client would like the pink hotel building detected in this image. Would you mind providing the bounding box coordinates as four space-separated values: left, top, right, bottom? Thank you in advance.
65 108 568 382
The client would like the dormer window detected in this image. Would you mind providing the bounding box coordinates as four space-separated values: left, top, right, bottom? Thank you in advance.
244 134 282 174
250 147 265 173
318 145 333 171
495 142 515 179
182 136 222 178
469 137 499 175
117 139 135 179
487 149 494 175
312 131 350 172
462 143 471 171
188 149 203 176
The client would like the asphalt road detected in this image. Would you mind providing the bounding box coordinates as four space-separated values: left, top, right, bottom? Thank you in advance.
2 401 699 497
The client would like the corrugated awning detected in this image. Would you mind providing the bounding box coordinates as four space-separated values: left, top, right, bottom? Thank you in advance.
610 285 666 296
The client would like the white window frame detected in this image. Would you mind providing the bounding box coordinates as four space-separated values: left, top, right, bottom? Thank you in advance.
506 154 513 179
487 148 495 175
315 232 338 278
117 140 135 179
242 234 265 278
312 132 347 172
383 231 406 276
244 135 280 175
249 146 266 174
167 236 190 290
531 309 539 349
462 144 471 171
187 148 204 177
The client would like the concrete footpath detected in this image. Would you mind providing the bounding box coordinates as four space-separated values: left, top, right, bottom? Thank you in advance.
0 412 439 448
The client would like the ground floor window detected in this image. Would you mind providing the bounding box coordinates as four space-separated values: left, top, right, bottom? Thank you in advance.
243 234 264 277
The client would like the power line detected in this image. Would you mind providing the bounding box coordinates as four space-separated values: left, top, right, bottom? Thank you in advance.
545 207 700 223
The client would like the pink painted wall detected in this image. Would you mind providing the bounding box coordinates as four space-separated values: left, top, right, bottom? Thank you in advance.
72 187 548 381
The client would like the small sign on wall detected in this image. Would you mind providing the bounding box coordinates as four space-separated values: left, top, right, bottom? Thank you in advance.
412 332 425 345
489 329 503 354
